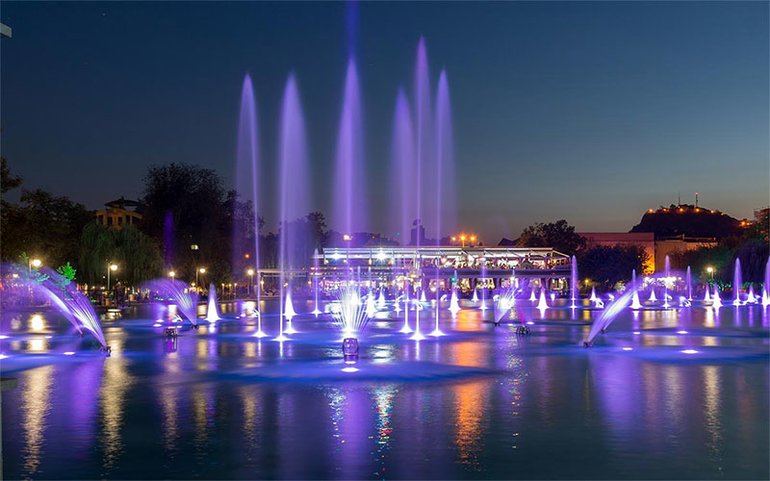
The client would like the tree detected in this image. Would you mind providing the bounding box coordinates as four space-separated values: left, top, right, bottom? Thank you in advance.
79 223 163 286
577 245 648 290
1 188 92 266
140 163 237 283
516 220 586 255
1 157 22 194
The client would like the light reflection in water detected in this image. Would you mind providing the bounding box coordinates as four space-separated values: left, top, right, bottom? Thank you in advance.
100 342 133 471
21 365 54 477
453 380 489 470
370 385 398 477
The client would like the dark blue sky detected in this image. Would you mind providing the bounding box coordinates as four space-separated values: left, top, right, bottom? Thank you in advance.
2 1 767 242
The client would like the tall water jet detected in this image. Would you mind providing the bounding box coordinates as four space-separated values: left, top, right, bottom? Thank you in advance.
205 283 221 322
331 286 371 339
570 255 578 308
400 283 413 333
663 256 671 309
704 283 711 302
537 286 549 311
480 261 488 311
311 256 321 317
277 73 310 341
763 257 770 307
234 74 262 321
430 70 453 337
648 287 657 303
630 269 642 310
686 266 692 301
733 258 743 306
471 288 479 303
390 90 416 246
334 58 366 240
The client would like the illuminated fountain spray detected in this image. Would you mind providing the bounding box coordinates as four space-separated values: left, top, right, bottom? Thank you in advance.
686 266 692 301
480 260 488 311
704 284 711 302
234 74 262 323
331 286 372 361
377 289 386 310
311 257 322 317
763 258 770 308
366 291 377 318
276 73 310 342
583 285 640 347
570 255 578 309
733 258 743 306
493 286 516 327
400 284 412 333
589 286 598 304
21 267 108 351
471 288 479 303
205 283 221 322
529 287 537 303
648 287 658 303
662 256 670 309
144 279 199 327
746 285 757 304
283 291 298 334
537 286 549 311
630 269 642 309
712 287 723 309
448 284 460 315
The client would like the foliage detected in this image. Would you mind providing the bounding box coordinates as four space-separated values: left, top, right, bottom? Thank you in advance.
56 262 77 286
516 219 586 255
140 162 253 283
672 238 769 285
577 245 648 290
79 223 163 286
1 189 92 267
1 157 22 194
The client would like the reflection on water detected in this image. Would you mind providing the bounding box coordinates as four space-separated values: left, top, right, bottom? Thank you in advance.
1 303 768 480
21 365 53 476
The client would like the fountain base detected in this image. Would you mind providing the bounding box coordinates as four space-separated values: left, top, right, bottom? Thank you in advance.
342 337 359 361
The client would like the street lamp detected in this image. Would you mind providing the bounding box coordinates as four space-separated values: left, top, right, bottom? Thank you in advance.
706 266 714 283
196 267 206 286
28 257 42 277
168 270 176 280
247 268 255 296
107 263 118 290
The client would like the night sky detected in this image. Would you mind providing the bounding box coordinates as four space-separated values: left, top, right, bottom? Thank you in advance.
2 1 767 242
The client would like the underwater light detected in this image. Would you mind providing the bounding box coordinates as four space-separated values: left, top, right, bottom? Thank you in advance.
0 354 8 360
676 330 689 335
681 349 699 355
633 331 641 335
341 366 359 373
63 351 76 356
0 335 8 339
622 347 633 351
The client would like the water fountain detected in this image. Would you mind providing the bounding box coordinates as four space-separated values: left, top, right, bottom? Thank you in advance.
448 287 460 315
19 266 108 352
712 287 723 309
630 269 642 309
276 73 310 342
493 287 516 327
284 291 298 334
537 286 549 311
570 255 578 309
686 266 692 301
366 291 377 318
471 288 479 303
377 289 386 310
704 284 711 302
648 287 657 303
662 256 670 309
205 283 221 322
733 258 743 306
589 286 598 304
144 279 199 327
583 285 640 347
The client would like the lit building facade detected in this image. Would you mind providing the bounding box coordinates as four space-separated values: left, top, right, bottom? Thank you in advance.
95 197 143 229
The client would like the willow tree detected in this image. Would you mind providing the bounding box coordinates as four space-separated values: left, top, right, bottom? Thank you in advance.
79 222 162 286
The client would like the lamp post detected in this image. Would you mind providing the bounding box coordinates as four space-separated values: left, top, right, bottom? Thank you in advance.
196 267 206 287
706 266 714 283
168 270 176 281
107 263 118 290
28 257 41 276
247 268 255 296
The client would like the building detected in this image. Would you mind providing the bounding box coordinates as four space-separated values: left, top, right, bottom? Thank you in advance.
312 245 571 293
653 235 717 271
96 197 143 229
